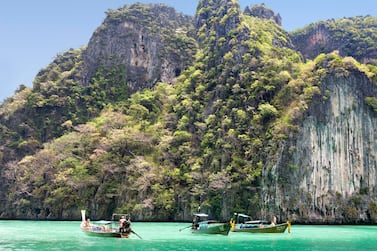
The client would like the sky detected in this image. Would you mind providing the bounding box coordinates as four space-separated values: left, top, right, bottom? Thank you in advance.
1 0 376 103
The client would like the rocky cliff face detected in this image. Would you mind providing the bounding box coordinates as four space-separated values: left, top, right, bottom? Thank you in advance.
292 24 330 60
264 71 377 223
82 3 197 91
244 3 282 26
291 16 377 66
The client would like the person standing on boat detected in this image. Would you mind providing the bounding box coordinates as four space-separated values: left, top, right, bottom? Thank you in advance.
119 215 131 234
192 215 200 230
124 215 131 234
119 216 126 233
84 218 92 230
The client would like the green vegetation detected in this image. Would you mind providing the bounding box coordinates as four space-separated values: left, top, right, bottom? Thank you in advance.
365 97 377 112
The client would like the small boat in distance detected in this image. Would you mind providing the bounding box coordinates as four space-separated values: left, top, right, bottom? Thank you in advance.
80 210 140 238
190 213 231 235
230 213 290 233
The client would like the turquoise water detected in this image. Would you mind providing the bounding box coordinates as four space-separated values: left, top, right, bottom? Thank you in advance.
1 221 377 250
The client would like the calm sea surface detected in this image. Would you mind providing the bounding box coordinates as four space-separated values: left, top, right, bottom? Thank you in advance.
1 221 377 250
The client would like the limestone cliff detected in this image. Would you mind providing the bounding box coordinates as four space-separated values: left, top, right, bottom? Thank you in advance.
81 3 197 91
291 16 377 66
264 69 377 223
244 3 282 26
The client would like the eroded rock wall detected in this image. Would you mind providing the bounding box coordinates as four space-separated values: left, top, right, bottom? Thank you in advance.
81 4 196 91
264 73 377 223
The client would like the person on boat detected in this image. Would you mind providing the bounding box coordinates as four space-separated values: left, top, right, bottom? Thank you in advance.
119 215 131 234
124 215 131 234
192 215 200 230
119 216 126 233
84 218 92 229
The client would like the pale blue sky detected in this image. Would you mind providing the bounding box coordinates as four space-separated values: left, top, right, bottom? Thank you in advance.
1 0 376 102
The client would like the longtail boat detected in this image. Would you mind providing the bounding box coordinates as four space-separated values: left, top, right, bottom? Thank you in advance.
230 213 291 233
80 210 142 239
190 213 231 235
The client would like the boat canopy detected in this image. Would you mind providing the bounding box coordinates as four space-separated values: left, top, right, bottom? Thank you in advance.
235 213 250 218
245 220 269 224
194 213 208 217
